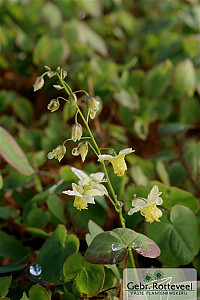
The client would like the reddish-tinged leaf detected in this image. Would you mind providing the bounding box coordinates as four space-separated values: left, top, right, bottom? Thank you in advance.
0 126 34 175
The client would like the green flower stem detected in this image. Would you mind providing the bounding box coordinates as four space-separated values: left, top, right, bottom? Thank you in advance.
87 141 99 157
63 80 73 94
57 96 69 103
73 90 89 96
56 73 70 95
75 110 78 123
56 73 136 269
128 247 136 268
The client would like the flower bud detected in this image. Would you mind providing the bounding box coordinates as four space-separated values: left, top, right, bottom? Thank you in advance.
47 99 60 112
72 142 88 162
71 123 83 142
86 96 100 119
33 76 44 92
69 93 77 106
61 70 67 79
56 66 61 72
47 145 66 162
47 71 56 78
44 65 51 71
53 84 63 90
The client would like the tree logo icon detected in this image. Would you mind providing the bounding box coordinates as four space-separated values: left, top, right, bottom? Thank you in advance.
143 272 153 283
143 270 164 283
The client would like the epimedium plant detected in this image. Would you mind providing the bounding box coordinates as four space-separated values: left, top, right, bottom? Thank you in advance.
26 65 163 298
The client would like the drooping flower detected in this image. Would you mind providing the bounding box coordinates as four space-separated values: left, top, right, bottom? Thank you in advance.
72 142 88 162
128 185 163 223
63 183 104 210
71 123 83 142
47 145 66 162
47 99 60 112
33 76 44 91
71 167 108 195
69 93 77 106
98 148 135 176
86 96 100 119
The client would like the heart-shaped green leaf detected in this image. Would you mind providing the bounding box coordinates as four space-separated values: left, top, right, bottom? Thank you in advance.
85 228 160 264
101 267 118 292
29 284 50 300
20 292 29 300
86 220 104 246
0 126 34 175
0 276 12 297
63 254 104 298
147 205 200 266
37 225 79 283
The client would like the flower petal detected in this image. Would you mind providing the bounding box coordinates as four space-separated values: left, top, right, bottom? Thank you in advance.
98 155 114 162
132 198 147 209
71 167 89 182
155 197 163 205
94 183 108 195
82 195 95 204
86 188 104 197
90 172 105 182
119 148 135 155
72 183 83 194
148 185 162 202
128 207 139 215
63 190 81 197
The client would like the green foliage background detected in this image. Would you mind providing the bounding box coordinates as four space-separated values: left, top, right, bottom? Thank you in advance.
0 0 200 299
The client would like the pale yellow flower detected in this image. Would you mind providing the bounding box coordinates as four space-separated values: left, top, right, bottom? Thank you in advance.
98 148 135 176
128 185 163 223
63 183 104 210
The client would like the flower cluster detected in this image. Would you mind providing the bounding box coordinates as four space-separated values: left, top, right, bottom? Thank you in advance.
34 66 164 225
63 167 108 210
128 185 163 223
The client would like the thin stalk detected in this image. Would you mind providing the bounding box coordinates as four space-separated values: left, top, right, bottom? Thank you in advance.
63 80 73 94
75 110 78 123
73 90 89 96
